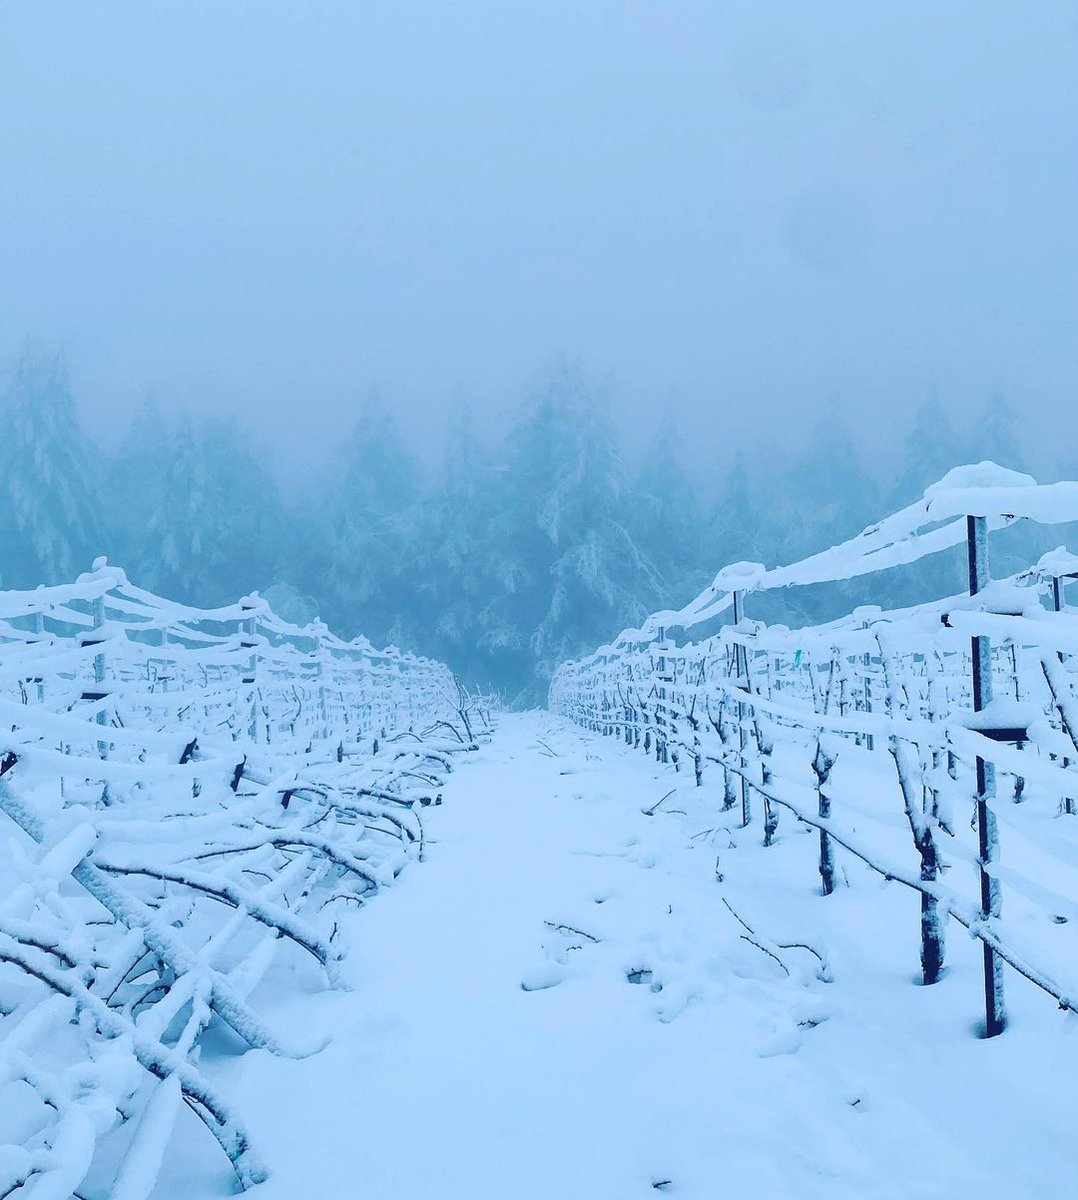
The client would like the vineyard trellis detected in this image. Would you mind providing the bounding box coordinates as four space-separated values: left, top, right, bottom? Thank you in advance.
0 558 486 1199
551 463 1078 1039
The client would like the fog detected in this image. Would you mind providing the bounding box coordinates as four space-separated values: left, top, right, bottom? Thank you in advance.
2 3 1077 697
5 9 1078 1194
3 1 1076 485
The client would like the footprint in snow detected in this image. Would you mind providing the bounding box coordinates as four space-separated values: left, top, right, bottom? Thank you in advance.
521 919 602 991
626 967 662 992
756 1025 802 1058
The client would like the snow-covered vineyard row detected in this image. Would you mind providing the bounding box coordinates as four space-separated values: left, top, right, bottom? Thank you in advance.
0 561 483 1199
551 464 1078 1039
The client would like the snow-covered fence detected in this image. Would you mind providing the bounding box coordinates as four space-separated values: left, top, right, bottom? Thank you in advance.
0 560 481 1198
551 464 1078 1039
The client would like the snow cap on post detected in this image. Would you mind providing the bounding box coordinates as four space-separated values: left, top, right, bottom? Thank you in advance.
713 560 767 593
79 557 128 589
924 462 1038 520
1034 547 1078 581
238 592 271 618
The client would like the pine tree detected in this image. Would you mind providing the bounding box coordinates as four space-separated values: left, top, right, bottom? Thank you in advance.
974 393 1027 472
707 450 762 572
886 399 970 606
111 406 286 604
632 421 704 607
488 362 662 698
758 412 880 624
322 393 421 645
0 347 108 587
970 393 1051 579
889 398 967 507
764 412 879 567
111 397 172 581
413 405 500 685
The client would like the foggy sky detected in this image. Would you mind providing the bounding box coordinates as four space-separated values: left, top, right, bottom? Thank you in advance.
1 1 1076 486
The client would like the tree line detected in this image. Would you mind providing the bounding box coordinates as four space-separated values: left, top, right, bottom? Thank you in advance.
0 346 1047 702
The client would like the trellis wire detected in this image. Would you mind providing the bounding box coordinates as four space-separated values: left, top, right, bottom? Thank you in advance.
0 558 485 1199
551 464 1078 1039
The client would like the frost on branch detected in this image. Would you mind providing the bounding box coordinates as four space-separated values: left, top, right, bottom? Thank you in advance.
0 566 485 1198
551 464 1078 1035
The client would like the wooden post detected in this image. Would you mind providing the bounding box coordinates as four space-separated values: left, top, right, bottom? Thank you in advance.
967 515 1006 1037
1051 577 1076 814
690 657 705 787
862 621 874 751
656 628 669 764
91 593 110 791
158 624 171 694
241 602 259 743
813 742 836 895
32 611 45 703
314 624 329 742
732 591 750 827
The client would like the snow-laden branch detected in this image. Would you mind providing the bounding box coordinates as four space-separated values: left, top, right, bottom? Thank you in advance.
0 563 482 1199
552 461 1078 1039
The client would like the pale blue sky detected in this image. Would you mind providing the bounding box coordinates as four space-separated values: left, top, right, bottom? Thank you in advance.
1 1 1075 483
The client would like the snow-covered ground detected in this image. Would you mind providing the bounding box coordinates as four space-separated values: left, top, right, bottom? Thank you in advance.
159 711 1078 1200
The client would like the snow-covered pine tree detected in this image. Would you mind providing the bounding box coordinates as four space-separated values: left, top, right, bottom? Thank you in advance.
481 375 569 693
111 405 286 605
110 397 172 579
885 398 968 606
757 412 879 625
322 392 421 646
969 392 1056 578
766 412 878 564
974 392 1026 472
0 346 108 586
632 420 706 607
707 449 762 574
413 405 501 686
488 362 663 698
889 398 967 508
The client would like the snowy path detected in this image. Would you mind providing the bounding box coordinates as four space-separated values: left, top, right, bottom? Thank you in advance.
173 713 1078 1200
